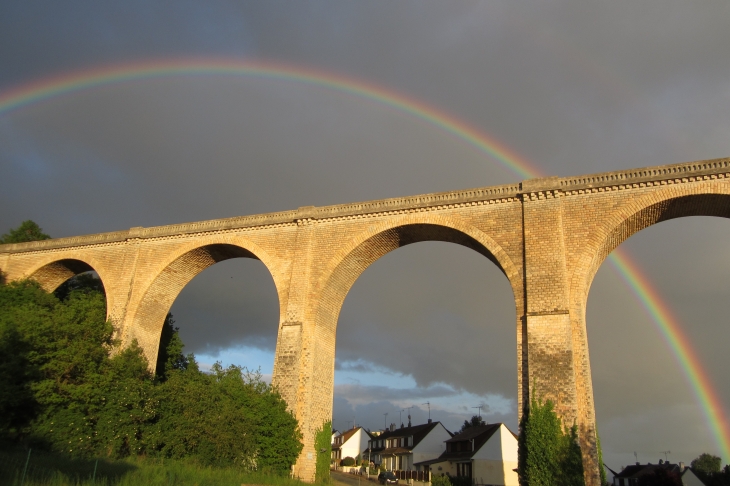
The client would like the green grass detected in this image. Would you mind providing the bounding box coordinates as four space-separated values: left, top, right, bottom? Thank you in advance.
0 447 311 486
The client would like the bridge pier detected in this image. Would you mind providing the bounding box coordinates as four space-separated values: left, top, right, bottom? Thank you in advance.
521 178 600 486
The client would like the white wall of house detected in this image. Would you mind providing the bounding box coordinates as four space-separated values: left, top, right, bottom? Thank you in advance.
427 460 456 477
471 425 519 486
411 423 451 466
339 428 370 462
681 469 706 486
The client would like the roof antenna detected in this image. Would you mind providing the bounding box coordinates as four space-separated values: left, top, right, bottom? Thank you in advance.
404 405 414 426
662 451 671 462
634 452 639 464
472 405 484 418
422 402 431 421
383 413 388 431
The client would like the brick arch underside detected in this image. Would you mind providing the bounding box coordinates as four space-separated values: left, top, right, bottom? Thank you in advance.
316 223 520 339
573 190 730 316
26 257 114 326
129 243 274 369
29 258 97 293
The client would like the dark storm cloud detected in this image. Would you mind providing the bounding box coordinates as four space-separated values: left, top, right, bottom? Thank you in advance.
1 0 730 470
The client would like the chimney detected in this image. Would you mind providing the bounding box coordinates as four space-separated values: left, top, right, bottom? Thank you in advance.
428 419 432 424
390 423 395 432
679 462 685 472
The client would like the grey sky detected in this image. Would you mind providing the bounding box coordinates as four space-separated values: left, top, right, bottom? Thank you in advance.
1 0 729 469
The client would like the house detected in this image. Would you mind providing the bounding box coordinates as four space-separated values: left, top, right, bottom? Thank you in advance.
331 426 373 465
612 461 706 486
364 420 453 471
414 423 519 486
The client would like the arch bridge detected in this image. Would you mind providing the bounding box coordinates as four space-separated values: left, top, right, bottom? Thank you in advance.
3 157 730 484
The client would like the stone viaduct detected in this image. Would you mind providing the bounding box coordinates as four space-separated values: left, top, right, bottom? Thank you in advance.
2 157 730 484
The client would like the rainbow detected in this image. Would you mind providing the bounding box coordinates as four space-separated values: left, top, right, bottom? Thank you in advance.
1 58 727 461
0 57 541 179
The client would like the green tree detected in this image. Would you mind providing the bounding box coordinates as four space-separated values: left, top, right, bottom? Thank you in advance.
518 396 563 486
560 423 585 486
459 415 486 433
94 341 156 458
692 453 722 476
155 313 189 379
0 319 37 437
0 220 50 244
596 431 608 486
0 275 303 472
314 420 332 483
53 272 105 301
518 394 585 486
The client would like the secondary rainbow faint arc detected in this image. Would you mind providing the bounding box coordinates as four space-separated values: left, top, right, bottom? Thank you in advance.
0 58 727 461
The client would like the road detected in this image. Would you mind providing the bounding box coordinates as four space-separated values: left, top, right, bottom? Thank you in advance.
331 470 378 486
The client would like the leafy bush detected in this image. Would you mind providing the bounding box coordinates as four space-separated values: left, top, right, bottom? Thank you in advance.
341 456 356 466
518 394 585 486
431 474 451 486
314 421 332 483
0 276 302 474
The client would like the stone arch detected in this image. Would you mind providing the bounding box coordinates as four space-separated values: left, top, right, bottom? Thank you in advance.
570 182 730 320
294 214 523 446
25 256 115 320
127 237 284 369
316 214 522 336
27 258 99 293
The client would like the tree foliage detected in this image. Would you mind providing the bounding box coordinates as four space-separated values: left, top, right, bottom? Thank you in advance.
691 454 730 486
314 420 332 483
693 453 722 476
518 395 585 486
596 430 608 486
0 274 302 474
0 220 50 244
459 415 486 433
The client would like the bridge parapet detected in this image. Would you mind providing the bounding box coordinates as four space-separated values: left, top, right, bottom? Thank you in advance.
557 156 730 192
4 157 729 256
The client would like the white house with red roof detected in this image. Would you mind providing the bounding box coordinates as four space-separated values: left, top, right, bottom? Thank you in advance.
331 426 373 465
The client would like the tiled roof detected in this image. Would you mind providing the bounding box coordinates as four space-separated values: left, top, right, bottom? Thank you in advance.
332 427 365 450
413 423 510 465
367 422 446 453
614 463 680 479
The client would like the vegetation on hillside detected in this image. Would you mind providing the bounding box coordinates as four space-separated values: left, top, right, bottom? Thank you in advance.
0 220 303 482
